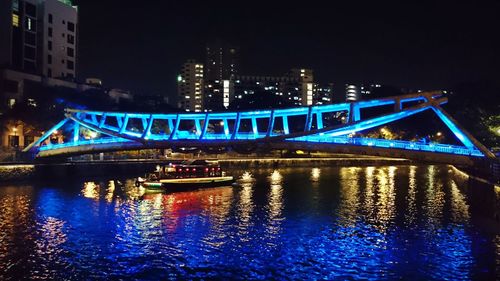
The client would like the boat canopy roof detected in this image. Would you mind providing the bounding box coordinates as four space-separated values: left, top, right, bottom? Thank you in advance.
180 159 218 166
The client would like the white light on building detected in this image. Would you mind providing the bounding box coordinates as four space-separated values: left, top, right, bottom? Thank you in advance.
223 80 230 108
306 83 313 105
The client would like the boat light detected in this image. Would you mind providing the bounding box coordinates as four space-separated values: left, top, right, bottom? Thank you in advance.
192 168 196 172
205 168 209 172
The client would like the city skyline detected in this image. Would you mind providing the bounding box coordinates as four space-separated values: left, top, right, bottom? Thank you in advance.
75 0 500 97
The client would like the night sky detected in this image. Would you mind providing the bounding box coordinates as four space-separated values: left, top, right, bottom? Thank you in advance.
74 0 500 99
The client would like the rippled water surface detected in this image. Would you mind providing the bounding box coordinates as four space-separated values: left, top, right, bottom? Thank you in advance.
0 165 498 280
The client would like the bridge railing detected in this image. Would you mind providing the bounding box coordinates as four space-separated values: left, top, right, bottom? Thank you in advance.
291 135 484 157
38 137 132 151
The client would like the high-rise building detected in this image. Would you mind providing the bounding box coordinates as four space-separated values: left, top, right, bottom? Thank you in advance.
203 42 238 111
0 0 78 79
205 42 238 81
177 59 204 112
289 68 314 105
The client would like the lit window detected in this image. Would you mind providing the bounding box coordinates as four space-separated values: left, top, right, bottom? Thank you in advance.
8 99 16 108
26 17 35 31
12 14 19 27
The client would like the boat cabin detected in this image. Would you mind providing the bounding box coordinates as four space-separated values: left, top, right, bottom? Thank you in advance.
147 159 223 180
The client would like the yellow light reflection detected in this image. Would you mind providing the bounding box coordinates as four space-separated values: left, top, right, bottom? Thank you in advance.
240 171 255 183
265 169 285 238
374 166 396 233
311 168 321 182
449 179 470 223
0 188 34 261
338 167 361 226
266 181 284 237
269 170 283 185
237 181 255 240
424 165 445 225
122 179 145 200
82 182 99 199
363 166 375 219
405 166 417 225
105 180 115 202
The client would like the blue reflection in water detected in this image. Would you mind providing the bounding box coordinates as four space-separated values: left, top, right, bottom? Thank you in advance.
0 165 497 280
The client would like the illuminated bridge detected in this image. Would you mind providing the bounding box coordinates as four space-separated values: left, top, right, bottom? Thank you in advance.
24 91 495 166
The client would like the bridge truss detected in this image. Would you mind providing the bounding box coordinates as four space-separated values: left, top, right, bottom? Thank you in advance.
23 91 495 165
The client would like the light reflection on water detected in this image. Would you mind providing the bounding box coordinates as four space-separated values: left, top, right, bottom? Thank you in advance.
266 170 284 238
0 165 498 280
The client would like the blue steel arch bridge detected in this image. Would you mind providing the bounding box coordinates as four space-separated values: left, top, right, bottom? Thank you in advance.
23 91 496 166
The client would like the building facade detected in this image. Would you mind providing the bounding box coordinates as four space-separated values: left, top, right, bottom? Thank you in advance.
205 42 238 81
233 75 298 106
232 68 315 107
345 83 381 101
289 68 314 105
0 0 78 79
203 42 238 111
177 60 204 112
313 83 333 105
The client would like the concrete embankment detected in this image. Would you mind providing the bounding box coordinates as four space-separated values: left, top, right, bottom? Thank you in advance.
217 157 411 168
0 157 412 181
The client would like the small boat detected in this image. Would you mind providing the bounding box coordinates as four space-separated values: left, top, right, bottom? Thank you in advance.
135 159 234 190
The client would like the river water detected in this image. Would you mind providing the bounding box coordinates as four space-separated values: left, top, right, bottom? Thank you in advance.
0 165 498 280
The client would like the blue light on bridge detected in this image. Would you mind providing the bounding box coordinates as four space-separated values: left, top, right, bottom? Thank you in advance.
25 92 493 160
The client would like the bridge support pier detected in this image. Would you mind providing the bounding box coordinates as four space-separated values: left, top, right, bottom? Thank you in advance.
195 119 202 137
231 113 241 140
267 110 275 137
316 112 323 129
348 103 360 124
167 119 174 135
223 118 230 137
252 118 258 137
283 116 290 135
73 122 79 142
